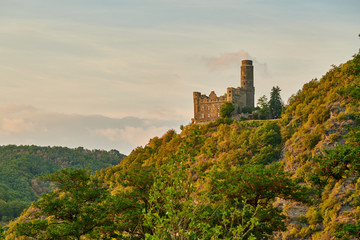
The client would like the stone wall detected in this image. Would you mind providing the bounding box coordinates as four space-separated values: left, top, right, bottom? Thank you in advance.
193 91 226 123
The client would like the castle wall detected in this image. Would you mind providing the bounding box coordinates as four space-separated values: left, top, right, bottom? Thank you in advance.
193 91 226 123
227 87 247 113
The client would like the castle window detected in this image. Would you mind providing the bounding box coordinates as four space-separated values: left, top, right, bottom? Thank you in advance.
201 114 204 118
208 114 210 118
218 113 220 117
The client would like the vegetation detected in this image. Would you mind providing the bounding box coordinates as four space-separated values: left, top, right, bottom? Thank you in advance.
269 86 284 119
0 145 125 225
255 86 284 120
220 102 235 118
3 51 360 239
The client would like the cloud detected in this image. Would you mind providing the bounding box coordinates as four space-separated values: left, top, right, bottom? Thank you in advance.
204 50 251 71
203 51 269 78
0 105 182 154
94 125 170 148
0 118 35 134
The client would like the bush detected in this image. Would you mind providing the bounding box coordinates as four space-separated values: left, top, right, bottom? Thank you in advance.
220 102 235 118
304 132 322 150
242 106 255 114
328 133 340 143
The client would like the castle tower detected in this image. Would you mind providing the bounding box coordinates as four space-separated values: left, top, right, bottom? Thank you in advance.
193 92 201 120
240 60 255 107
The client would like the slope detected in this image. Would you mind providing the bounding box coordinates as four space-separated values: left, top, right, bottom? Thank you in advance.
0 145 125 225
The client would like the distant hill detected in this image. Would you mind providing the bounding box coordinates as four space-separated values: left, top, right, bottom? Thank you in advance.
4 51 360 239
0 145 125 224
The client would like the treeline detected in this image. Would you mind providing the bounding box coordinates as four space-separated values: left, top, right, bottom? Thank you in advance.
235 86 284 120
0 145 125 224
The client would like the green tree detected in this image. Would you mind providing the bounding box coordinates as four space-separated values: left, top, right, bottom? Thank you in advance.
144 152 260 240
209 164 310 238
269 86 284 119
241 106 255 114
308 126 360 190
220 102 235 118
13 169 114 240
257 95 270 119
0 226 4 240
112 166 155 238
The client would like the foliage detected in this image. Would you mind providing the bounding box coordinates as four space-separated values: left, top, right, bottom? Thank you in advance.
336 221 360 239
280 51 360 238
220 102 235 118
307 126 360 189
0 145 125 224
209 164 309 238
0 226 4 240
257 95 270 119
269 86 284 119
241 106 255 114
12 169 116 240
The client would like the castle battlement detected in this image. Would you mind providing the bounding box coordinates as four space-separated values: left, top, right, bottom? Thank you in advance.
193 60 255 123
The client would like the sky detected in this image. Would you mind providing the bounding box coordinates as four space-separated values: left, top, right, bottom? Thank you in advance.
0 0 359 154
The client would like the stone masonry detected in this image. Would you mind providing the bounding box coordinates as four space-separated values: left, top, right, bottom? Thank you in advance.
193 60 255 123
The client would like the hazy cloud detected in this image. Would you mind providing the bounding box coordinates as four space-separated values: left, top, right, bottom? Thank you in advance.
0 105 182 154
94 125 170 148
203 51 269 78
204 50 251 71
0 118 35 134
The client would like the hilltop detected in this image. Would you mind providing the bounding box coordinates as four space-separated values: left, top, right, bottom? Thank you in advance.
3 51 360 239
0 145 125 225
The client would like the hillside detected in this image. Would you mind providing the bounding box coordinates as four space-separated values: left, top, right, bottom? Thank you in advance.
0 145 125 225
3 51 360 239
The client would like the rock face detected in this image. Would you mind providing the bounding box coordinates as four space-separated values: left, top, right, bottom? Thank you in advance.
193 60 255 123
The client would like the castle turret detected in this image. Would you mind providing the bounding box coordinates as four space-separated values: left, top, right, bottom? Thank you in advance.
240 60 255 107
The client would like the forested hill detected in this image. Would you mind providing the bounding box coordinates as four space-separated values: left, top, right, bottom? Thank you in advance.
0 145 125 225
4 52 360 239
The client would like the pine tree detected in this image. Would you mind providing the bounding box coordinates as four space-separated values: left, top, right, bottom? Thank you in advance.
269 86 284 119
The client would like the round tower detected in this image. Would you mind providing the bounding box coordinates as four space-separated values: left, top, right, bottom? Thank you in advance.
193 92 201 121
240 60 255 107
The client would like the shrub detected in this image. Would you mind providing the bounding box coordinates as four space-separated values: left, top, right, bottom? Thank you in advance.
328 133 340 143
304 132 322 150
220 102 235 118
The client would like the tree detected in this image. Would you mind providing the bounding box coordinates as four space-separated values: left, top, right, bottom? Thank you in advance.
257 95 270 119
13 169 115 240
220 102 235 118
144 152 260 240
0 226 4 240
241 106 255 114
209 164 310 238
269 86 284 119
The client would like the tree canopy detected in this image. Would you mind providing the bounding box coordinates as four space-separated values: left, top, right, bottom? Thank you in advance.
220 102 235 118
269 86 284 119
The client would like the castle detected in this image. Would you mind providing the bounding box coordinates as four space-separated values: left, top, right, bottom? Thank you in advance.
193 60 255 123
